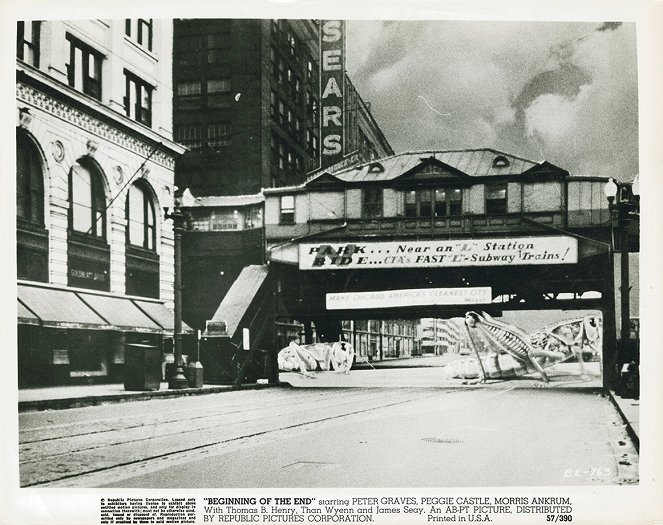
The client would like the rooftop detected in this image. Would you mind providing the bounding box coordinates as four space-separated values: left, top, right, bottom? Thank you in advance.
263 148 567 194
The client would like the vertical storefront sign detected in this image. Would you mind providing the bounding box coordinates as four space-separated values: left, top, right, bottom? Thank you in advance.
319 20 345 169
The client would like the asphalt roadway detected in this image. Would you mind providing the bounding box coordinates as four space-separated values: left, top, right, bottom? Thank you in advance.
18 361 638 488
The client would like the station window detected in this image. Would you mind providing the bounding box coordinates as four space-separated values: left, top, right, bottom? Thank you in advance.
280 195 295 224
210 210 240 231
486 183 507 214
362 188 383 219
438 188 462 216
404 188 462 217
245 207 263 229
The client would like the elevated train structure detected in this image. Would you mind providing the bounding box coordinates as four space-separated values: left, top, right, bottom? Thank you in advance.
205 149 638 387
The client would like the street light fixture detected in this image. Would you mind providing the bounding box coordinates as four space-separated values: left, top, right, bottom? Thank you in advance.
604 176 639 393
164 197 189 389
603 177 618 204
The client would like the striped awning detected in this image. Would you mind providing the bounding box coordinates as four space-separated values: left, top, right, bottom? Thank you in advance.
17 282 192 334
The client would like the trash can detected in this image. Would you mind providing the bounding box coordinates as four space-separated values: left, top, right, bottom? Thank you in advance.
187 361 204 388
124 343 161 391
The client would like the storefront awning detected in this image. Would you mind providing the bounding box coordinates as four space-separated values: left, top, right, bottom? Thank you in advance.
18 284 109 329
17 301 40 326
132 299 193 334
77 292 162 333
17 282 191 334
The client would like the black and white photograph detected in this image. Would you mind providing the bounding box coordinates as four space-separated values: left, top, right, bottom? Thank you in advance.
4 0 663 523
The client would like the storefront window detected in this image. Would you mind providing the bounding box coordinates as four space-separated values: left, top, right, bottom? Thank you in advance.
68 330 109 378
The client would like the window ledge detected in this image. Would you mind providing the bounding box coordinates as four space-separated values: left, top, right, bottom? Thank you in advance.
123 35 158 62
126 244 159 260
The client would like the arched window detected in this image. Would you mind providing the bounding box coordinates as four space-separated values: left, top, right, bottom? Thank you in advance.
16 131 44 225
16 130 48 282
69 159 106 238
126 183 156 250
125 181 159 298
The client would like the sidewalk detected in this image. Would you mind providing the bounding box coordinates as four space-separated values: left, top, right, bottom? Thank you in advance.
18 381 273 412
608 391 640 450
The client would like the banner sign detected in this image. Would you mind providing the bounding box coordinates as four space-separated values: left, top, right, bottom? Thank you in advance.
319 20 345 168
300 236 578 270
326 287 492 310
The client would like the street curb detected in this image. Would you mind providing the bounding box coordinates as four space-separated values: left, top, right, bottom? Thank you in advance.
607 390 639 453
18 383 279 412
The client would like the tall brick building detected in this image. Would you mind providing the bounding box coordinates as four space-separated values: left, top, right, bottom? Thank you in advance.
173 19 393 330
172 18 392 197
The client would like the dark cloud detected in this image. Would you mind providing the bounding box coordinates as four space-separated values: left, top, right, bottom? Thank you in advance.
596 21 623 32
513 63 592 135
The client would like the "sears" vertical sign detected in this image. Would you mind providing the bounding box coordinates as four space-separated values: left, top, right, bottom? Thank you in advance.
319 20 345 169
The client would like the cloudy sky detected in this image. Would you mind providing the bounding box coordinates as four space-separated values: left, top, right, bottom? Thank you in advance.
345 20 638 182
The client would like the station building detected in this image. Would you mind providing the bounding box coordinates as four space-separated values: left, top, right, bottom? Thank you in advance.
259 148 639 385
16 19 186 386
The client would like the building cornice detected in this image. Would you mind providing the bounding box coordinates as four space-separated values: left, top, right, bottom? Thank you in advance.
17 63 187 170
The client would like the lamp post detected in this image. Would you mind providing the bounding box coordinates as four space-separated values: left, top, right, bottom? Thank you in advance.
165 198 189 389
604 177 639 390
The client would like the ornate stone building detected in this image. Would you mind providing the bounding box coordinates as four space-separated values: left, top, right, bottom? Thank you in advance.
16 19 187 386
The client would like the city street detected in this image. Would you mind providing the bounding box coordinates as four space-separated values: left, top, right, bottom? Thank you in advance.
19 364 638 488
